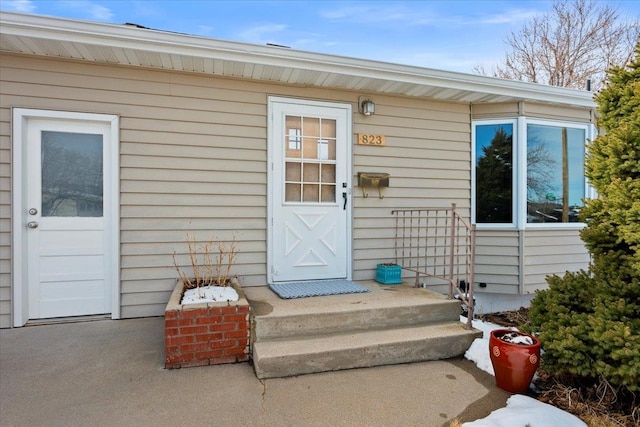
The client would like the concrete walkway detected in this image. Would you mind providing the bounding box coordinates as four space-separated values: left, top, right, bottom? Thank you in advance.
0 317 509 427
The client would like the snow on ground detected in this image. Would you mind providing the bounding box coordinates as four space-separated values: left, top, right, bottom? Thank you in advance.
463 394 587 427
181 286 238 304
461 315 516 376
460 316 587 427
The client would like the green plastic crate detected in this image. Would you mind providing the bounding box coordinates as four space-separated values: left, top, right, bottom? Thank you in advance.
375 264 402 285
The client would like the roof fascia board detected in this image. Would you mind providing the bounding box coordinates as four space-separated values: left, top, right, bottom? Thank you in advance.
0 11 595 108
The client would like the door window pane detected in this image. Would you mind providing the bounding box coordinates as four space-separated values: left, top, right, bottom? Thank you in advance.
321 185 336 202
303 184 319 202
302 137 318 159
475 124 513 223
285 183 301 202
302 117 320 136
283 114 337 204
285 116 302 158
527 125 585 223
303 164 319 182
41 131 103 217
286 162 301 181
321 164 336 183
321 119 336 138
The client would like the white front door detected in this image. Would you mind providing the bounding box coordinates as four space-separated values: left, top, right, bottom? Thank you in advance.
268 98 352 283
13 110 119 324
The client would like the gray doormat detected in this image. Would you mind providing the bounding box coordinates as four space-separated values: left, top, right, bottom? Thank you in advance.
269 279 370 299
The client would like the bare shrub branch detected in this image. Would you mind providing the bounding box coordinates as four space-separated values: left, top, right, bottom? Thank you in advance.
172 233 239 292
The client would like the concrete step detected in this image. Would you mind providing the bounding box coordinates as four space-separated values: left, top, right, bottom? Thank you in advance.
245 282 481 379
253 321 481 379
253 297 461 341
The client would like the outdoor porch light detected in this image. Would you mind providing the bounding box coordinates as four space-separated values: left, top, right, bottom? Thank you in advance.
359 97 375 116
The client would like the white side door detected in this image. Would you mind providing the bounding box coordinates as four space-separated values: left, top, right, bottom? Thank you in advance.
268 98 352 283
20 117 115 320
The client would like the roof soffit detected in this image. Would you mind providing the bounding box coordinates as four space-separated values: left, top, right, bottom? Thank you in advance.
0 11 595 109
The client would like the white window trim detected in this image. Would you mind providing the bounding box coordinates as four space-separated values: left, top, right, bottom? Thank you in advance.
524 118 591 230
472 117 592 231
472 119 518 229
586 122 598 200
12 108 120 326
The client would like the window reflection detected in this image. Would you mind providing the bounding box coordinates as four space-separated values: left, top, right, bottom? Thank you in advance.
475 124 513 223
41 131 103 217
527 125 585 223
473 120 587 226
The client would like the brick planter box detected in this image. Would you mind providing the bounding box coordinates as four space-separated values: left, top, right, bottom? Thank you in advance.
164 279 251 369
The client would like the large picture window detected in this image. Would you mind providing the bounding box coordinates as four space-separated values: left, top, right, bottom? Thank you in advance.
475 123 514 224
526 124 585 223
473 119 589 227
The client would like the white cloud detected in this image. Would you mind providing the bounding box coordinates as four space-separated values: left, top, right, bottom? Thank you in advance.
321 3 542 29
198 25 214 36
321 4 436 26
408 53 477 71
129 0 163 19
58 1 114 21
372 49 501 74
480 9 541 25
293 38 318 46
2 0 36 13
237 23 288 44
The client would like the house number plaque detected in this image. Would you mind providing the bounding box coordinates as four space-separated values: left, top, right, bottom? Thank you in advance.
357 134 386 146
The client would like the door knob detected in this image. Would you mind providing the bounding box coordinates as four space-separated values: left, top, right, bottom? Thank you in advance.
27 221 38 229
28 208 38 215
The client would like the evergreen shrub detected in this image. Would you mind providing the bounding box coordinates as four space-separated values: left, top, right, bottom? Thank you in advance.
526 42 640 393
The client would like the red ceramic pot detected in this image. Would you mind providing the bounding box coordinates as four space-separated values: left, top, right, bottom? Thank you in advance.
489 329 541 393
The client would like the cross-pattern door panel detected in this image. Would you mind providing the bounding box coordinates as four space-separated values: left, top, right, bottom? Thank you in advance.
269 99 351 282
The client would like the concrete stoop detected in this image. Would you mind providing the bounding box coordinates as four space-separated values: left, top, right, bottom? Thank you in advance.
246 282 482 379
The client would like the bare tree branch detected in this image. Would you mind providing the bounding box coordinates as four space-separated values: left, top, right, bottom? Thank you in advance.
481 0 639 91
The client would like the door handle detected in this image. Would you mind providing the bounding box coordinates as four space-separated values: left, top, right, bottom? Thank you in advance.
27 221 38 229
342 192 347 210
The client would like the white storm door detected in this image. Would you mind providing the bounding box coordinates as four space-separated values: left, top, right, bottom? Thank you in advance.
269 98 352 283
25 119 111 319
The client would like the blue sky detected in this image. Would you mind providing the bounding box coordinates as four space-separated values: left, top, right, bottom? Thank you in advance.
2 0 639 73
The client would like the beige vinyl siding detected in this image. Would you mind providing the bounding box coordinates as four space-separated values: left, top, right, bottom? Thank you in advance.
0 105 10 328
1 53 476 319
0 54 276 318
351 97 471 281
0 52 594 324
475 228 590 295
523 228 590 293
474 229 521 294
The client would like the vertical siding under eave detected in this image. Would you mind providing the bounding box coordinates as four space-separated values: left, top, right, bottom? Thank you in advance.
474 229 520 294
471 102 592 122
351 97 472 281
523 228 590 293
522 103 592 122
471 102 519 120
0 105 11 328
